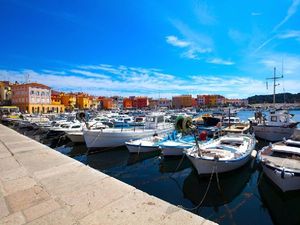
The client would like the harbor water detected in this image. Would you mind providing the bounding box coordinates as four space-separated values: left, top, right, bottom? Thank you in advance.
7 110 300 225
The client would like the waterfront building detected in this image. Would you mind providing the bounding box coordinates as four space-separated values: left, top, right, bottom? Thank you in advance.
226 98 248 106
11 82 64 113
172 95 192 108
102 97 114 110
148 98 158 109
123 98 133 109
76 93 91 109
197 94 225 107
132 96 149 109
158 98 172 108
0 81 12 105
60 93 76 110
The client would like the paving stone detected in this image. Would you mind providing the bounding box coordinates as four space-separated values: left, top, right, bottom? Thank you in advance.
59 176 134 220
33 161 83 180
0 152 11 159
14 150 74 173
0 197 10 219
3 176 37 195
25 208 77 225
5 141 47 154
79 189 210 225
0 212 26 225
0 157 20 172
23 199 61 222
5 185 50 213
39 165 107 197
0 167 29 182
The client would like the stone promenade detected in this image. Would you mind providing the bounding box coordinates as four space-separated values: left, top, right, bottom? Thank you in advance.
0 124 216 225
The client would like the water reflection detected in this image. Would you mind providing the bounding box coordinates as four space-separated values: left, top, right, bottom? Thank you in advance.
183 161 254 208
258 174 300 225
159 156 191 173
127 151 160 165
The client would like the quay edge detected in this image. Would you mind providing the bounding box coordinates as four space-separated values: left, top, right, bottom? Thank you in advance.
0 124 217 225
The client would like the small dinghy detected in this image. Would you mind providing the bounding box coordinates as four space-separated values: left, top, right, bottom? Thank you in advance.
186 134 256 175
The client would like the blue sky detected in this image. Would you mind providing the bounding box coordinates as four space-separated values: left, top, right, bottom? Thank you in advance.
0 0 299 98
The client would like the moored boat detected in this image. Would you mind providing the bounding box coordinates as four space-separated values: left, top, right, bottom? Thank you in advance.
186 134 256 175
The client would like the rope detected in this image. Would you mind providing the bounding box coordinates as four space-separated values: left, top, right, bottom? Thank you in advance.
178 165 216 211
169 154 186 178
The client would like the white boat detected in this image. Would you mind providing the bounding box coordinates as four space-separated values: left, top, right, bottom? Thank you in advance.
258 138 300 192
83 113 174 148
249 110 298 142
125 134 166 153
65 121 108 143
186 134 256 175
222 116 242 126
160 135 195 156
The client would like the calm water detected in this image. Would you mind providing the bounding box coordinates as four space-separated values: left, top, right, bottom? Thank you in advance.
10 110 300 225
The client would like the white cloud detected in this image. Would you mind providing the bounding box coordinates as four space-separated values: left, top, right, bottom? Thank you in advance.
207 58 235 65
278 30 300 41
166 35 190 47
70 69 110 79
273 0 300 32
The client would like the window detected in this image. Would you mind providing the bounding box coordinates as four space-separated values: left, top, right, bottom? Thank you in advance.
41 92 45 96
36 91 40 96
271 116 277 122
31 90 34 95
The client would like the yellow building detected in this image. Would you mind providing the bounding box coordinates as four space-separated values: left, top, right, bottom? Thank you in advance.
76 94 91 109
60 93 76 110
172 95 192 109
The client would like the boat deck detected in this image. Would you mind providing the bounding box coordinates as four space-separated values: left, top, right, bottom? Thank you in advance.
262 155 300 171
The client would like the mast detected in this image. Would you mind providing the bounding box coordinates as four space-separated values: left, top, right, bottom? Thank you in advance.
266 67 283 104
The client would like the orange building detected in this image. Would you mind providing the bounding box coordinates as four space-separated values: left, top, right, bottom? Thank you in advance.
11 83 64 114
172 95 192 108
132 96 149 109
123 98 133 109
76 93 91 109
102 98 114 110
60 93 76 110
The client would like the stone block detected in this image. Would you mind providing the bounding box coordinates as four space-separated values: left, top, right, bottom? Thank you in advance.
0 157 20 172
0 197 9 219
58 176 134 220
24 208 77 225
3 176 37 195
0 167 29 182
23 199 61 222
0 212 26 225
5 185 50 213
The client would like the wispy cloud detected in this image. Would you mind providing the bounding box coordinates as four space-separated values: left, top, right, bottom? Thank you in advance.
165 34 212 60
2 63 298 98
70 69 110 79
207 58 235 65
193 1 217 25
165 35 190 47
273 0 300 32
278 30 300 41
251 12 262 16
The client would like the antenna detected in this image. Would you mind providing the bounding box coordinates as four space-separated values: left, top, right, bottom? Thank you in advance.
266 67 283 104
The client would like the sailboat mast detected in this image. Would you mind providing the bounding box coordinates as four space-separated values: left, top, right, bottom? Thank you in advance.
266 67 283 105
273 67 276 104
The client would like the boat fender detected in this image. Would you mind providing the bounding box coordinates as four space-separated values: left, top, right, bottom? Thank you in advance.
216 122 222 128
199 131 207 141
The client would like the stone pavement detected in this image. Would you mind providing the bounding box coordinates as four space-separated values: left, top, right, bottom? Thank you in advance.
0 124 216 225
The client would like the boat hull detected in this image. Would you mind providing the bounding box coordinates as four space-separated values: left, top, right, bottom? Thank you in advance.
262 164 300 192
187 153 252 175
66 132 84 143
84 127 173 148
253 126 295 142
126 144 159 153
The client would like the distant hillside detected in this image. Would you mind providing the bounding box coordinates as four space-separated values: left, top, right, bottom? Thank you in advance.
248 93 300 104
